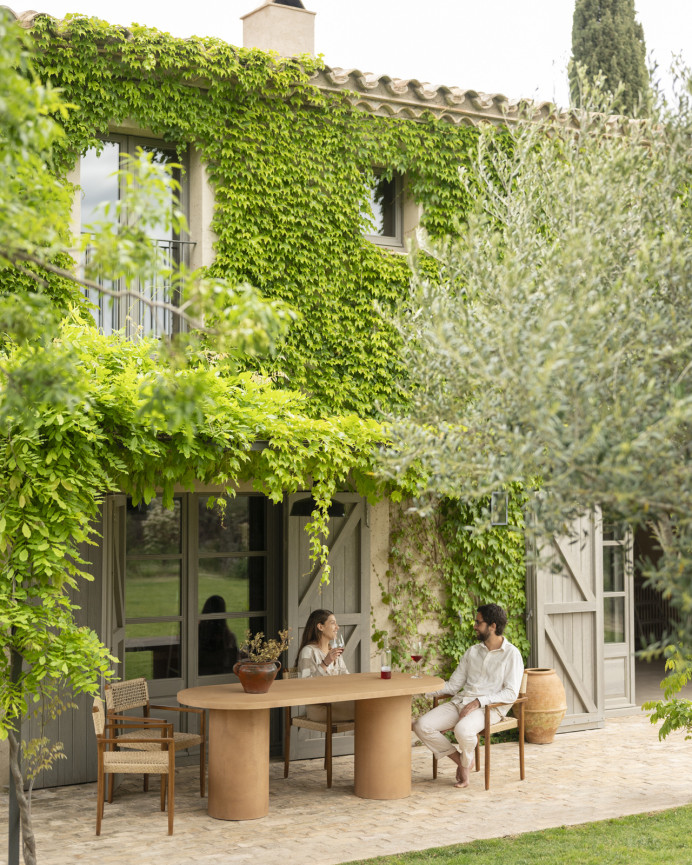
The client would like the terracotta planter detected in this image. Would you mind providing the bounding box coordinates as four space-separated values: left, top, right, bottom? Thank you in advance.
233 660 281 694
524 668 567 744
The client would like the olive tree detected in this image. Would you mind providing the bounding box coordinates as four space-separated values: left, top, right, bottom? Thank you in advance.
382 79 692 730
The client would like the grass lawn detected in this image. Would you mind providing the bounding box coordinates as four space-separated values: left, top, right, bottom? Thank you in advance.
346 807 692 865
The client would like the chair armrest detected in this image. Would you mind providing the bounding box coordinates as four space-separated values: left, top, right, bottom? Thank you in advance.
485 694 526 710
150 704 204 717
432 695 450 708
100 736 174 747
107 713 168 724
104 721 173 734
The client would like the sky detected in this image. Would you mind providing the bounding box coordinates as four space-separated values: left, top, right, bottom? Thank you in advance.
13 1 692 108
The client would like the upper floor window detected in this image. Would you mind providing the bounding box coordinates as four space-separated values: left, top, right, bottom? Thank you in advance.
80 135 193 338
363 170 404 247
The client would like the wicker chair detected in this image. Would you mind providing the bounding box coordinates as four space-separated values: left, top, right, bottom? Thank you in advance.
431 670 528 790
104 677 206 799
92 698 175 835
283 667 355 788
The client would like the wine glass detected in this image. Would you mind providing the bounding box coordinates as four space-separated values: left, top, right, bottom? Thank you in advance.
329 632 345 653
410 637 424 678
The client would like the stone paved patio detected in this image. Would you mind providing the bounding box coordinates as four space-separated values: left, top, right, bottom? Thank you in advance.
1 713 691 865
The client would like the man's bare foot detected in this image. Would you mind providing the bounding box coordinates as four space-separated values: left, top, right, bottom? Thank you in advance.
453 760 474 788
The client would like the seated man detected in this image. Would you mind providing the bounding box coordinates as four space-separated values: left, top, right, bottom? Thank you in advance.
413 603 523 789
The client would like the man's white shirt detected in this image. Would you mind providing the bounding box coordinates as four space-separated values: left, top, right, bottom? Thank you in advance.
431 637 523 715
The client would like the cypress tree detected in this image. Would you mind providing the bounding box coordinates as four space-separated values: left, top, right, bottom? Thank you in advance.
570 0 649 114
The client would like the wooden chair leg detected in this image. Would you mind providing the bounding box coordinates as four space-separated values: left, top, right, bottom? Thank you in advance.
168 751 175 835
484 712 491 791
283 706 291 779
144 772 149 793
325 704 333 789
107 770 114 803
200 711 206 797
475 739 480 773
96 758 104 836
432 754 438 780
518 706 525 781
161 775 167 811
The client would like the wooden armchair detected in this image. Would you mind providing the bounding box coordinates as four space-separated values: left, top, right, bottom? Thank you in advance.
282 667 355 788
92 698 175 835
432 671 527 790
105 677 206 799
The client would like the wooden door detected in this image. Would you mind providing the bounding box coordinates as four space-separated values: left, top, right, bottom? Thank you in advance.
602 519 635 712
286 493 371 759
527 511 605 731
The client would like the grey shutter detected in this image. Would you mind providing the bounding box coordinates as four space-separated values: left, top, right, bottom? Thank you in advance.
286 494 370 759
527 512 605 731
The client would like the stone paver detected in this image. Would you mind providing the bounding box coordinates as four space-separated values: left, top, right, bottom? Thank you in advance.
1 714 691 865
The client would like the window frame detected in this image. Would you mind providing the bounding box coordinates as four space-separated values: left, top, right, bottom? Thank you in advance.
80 133 192 338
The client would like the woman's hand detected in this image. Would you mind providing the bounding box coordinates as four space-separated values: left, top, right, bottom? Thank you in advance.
324 647 342 666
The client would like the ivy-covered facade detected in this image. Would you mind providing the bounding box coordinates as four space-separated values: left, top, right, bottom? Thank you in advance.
6 2 544 787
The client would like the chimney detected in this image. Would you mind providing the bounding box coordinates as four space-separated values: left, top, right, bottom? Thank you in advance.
241 0 315 58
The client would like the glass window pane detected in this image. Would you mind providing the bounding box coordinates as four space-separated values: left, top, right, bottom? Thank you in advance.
198 495 265 553
125 622 181 679
604 597 625 643
198 610 239 676
603 545 625 593
127 498 181 556
365 173 398 237
126 560 181 618
136 143 179 243
198 557 265 615
81 141 120 230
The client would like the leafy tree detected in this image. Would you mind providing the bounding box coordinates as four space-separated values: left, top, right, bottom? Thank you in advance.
381 79 692 734
0 12 381 863
570 0 650 114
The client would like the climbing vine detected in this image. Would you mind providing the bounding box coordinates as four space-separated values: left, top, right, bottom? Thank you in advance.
376 488 531 681
25 13 486 417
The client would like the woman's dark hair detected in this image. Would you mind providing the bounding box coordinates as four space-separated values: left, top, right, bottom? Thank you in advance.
296 608 334 659
477 603 508 636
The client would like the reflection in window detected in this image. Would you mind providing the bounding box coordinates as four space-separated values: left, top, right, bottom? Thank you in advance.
364 171 402 244
197 495 267 678
125 496 183 680
604 597 625 643
603 545 624 593
80 135 192 337
125 622 181 679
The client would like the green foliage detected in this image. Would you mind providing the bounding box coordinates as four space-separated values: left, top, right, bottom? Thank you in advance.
381 78 692 733
570 0 650 115
377 489 529 688
643 647 692 740
25 12 486 418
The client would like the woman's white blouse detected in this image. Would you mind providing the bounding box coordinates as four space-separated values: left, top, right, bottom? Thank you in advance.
298 644 349 677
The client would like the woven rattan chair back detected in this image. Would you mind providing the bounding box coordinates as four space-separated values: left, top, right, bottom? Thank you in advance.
105 677 149 713
92 697 106 737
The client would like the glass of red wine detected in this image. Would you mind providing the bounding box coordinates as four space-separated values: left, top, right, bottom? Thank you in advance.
410 637 424 678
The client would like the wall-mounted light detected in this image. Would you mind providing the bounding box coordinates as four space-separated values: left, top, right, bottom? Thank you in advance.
289 496 346 518
491 491 508 526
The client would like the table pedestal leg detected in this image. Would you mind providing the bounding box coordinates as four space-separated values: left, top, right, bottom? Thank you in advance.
208 708 269 820
354 695 412 799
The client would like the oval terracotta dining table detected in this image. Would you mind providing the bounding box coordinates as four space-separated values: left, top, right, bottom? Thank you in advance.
178 671 443 820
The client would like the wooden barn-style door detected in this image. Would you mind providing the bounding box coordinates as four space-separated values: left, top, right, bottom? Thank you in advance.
285 493 371 760
527 511 605 731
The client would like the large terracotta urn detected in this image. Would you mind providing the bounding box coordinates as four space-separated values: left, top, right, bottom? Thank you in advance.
233 660 281 694
523 668 567 744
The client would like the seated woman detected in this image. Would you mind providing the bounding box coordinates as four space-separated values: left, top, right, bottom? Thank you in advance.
296 608 354 722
